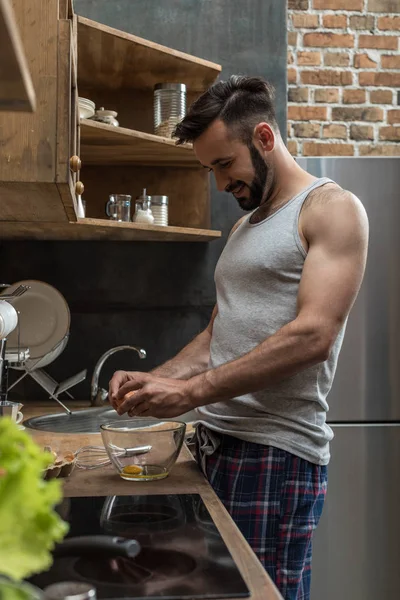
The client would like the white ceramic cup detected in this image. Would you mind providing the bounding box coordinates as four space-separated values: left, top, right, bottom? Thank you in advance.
0 401 24 424
0 301 18 338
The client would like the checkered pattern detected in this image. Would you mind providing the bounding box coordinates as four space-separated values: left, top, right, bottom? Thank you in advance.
197 425 327 600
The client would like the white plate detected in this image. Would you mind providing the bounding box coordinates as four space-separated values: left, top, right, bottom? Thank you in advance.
78 97 95 109
12 333 69 371
79 106 95 119
2 280 70 360
78 97 95 120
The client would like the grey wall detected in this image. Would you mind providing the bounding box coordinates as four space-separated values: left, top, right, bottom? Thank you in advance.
1 0 287 402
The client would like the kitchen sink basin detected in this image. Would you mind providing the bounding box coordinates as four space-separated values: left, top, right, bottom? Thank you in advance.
24 407 197 434
24 407 123 433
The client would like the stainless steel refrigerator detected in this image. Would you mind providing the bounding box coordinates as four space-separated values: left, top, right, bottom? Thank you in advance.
296 157 400 600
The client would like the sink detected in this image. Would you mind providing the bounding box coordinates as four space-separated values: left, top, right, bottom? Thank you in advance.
24 407 123 433
24 406 197 434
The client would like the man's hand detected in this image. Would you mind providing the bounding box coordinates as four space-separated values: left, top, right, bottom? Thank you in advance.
108 370 195 418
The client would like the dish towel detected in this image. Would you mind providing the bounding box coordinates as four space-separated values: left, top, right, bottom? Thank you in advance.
195 423 221 476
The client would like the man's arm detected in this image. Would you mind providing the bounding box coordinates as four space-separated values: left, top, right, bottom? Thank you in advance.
149 215 246 381
187 188 368 405
109 216 245 408
114 191 368 416
108 305 216 408
113 199 368 420
150 304 218 380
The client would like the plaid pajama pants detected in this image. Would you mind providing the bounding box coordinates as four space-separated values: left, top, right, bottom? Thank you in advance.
196 425 327 600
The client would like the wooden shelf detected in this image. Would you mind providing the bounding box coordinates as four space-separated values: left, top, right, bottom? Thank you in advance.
0 219 222 242
0 5 221 243
80 120 199 166
77 16 221 92
0 0 35 111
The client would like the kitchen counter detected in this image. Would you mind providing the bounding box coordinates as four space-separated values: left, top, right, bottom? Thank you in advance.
23 401 282 600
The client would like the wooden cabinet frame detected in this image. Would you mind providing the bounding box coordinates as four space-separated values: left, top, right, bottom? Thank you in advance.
0 0 222 242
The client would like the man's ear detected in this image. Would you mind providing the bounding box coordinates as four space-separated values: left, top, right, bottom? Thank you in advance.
253 122 275 154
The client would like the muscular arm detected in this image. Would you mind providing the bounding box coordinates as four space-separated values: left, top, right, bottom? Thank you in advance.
109 217 245 406
186 188 369 406
151 217 246 380
108 307 216 406
150 305 217 380
114 203 368 420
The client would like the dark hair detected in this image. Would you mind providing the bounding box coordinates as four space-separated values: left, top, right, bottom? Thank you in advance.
174 75 277 146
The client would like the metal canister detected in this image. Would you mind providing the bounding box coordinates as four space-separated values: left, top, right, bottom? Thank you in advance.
149 195 168 226
154 83 186 138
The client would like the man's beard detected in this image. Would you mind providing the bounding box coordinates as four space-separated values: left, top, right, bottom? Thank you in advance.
229 144 270 211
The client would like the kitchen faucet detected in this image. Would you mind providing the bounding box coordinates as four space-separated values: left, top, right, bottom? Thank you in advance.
90 345 147 406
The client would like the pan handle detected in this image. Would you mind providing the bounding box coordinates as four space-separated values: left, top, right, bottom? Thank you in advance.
54 535 141 558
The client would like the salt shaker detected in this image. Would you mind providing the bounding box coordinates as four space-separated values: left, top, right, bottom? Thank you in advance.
134 188 154 224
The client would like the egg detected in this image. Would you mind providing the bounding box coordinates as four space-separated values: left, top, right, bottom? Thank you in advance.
116 389 137 406
122 464 143 475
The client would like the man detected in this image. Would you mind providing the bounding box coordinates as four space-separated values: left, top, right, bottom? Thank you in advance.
109 76 368 599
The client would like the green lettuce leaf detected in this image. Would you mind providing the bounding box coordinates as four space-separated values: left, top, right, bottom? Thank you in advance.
0 419 68 580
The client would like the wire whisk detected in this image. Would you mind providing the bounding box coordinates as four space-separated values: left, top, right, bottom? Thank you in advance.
73 444 152 470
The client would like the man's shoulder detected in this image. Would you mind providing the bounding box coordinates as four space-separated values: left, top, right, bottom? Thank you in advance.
301 181 368 241
304 181 354 209
303 181 365 220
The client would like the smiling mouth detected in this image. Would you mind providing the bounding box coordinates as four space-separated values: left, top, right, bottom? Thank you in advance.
232 183 245 198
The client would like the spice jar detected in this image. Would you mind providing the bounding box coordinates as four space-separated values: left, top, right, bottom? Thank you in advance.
150 195 168 227
134 189 154 225
154 83 186 138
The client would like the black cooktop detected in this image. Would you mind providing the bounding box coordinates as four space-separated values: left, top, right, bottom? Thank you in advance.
30 494 250 600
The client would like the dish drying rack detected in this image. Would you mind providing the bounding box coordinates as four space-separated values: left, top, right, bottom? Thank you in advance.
1 284 86 414
7 360 87 415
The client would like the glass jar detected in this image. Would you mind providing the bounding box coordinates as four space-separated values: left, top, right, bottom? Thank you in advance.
154 83 186 138
134 189 154 224
150 195 168 227
106 194 131 222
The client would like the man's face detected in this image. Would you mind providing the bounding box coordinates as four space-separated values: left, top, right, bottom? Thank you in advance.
193 119 272 211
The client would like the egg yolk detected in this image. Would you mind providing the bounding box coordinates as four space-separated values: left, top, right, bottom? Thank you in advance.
122 465 143 475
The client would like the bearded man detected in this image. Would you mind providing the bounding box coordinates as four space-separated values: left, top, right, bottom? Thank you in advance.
109 76 368 600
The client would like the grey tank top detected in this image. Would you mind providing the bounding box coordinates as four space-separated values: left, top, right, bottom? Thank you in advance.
196 177 346 466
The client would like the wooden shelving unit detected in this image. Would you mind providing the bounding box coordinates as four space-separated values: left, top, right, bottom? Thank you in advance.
77 16 221 92
0 219 222 242
80 120 198 167
76 15 222 242
0 0 35 112
0 2 222 242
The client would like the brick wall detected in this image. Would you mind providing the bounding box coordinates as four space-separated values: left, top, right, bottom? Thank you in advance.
287 0 400 156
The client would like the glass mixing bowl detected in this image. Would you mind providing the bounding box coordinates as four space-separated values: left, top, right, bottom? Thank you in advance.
100 419 186 482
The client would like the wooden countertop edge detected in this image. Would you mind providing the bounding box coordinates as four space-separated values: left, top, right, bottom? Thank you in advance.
196 483 282 600
23 402 282 600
